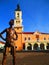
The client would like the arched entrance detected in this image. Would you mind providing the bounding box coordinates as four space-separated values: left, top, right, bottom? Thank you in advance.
40 43 45 50
33 43 38 50
27 43 32 50
47 43 49 50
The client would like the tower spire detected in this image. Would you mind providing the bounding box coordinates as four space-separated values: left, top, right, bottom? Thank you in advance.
15 4 21 11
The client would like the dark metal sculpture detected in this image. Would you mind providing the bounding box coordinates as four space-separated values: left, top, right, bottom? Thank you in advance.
0 19 18 65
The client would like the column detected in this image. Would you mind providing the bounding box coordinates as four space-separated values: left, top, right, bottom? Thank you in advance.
38 44 40 50
25 43 28 50
32 43 34 50
45 44 47 50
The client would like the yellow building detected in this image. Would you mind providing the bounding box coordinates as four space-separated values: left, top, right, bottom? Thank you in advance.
13 4 49 51
0 4 49 51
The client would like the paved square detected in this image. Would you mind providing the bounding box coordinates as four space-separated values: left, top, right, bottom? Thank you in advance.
0 52 49 65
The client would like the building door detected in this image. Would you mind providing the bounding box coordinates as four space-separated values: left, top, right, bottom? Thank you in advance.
23 43 25 50
40 43 44 50
33 43 38 50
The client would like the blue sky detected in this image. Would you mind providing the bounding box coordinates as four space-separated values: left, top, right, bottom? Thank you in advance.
0 0 49 33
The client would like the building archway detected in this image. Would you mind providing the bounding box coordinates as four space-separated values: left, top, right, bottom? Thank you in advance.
27 43 32 50
33 43 38 50
40 43 45 50
47 43 49 50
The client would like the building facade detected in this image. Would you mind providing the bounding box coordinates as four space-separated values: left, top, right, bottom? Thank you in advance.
13 4 49 51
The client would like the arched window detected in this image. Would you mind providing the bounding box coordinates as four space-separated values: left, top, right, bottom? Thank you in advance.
28 37 30 40
44 37 46 40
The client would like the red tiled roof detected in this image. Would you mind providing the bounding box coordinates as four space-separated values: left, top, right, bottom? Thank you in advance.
16 32 49 34
22 32 49 34
16 32 34 34
22 32 34 34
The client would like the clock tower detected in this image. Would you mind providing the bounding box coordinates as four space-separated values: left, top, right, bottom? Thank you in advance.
14 4 23 32
13 4 23 50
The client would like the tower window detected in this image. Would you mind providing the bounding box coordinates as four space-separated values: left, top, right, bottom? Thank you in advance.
17 13 19 17
17 13 19 15
16 21 20 23
17 27 19 30
15 46 17 48
16 21 17 23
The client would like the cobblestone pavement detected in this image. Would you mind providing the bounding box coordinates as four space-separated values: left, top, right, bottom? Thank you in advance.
0 52 49 65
